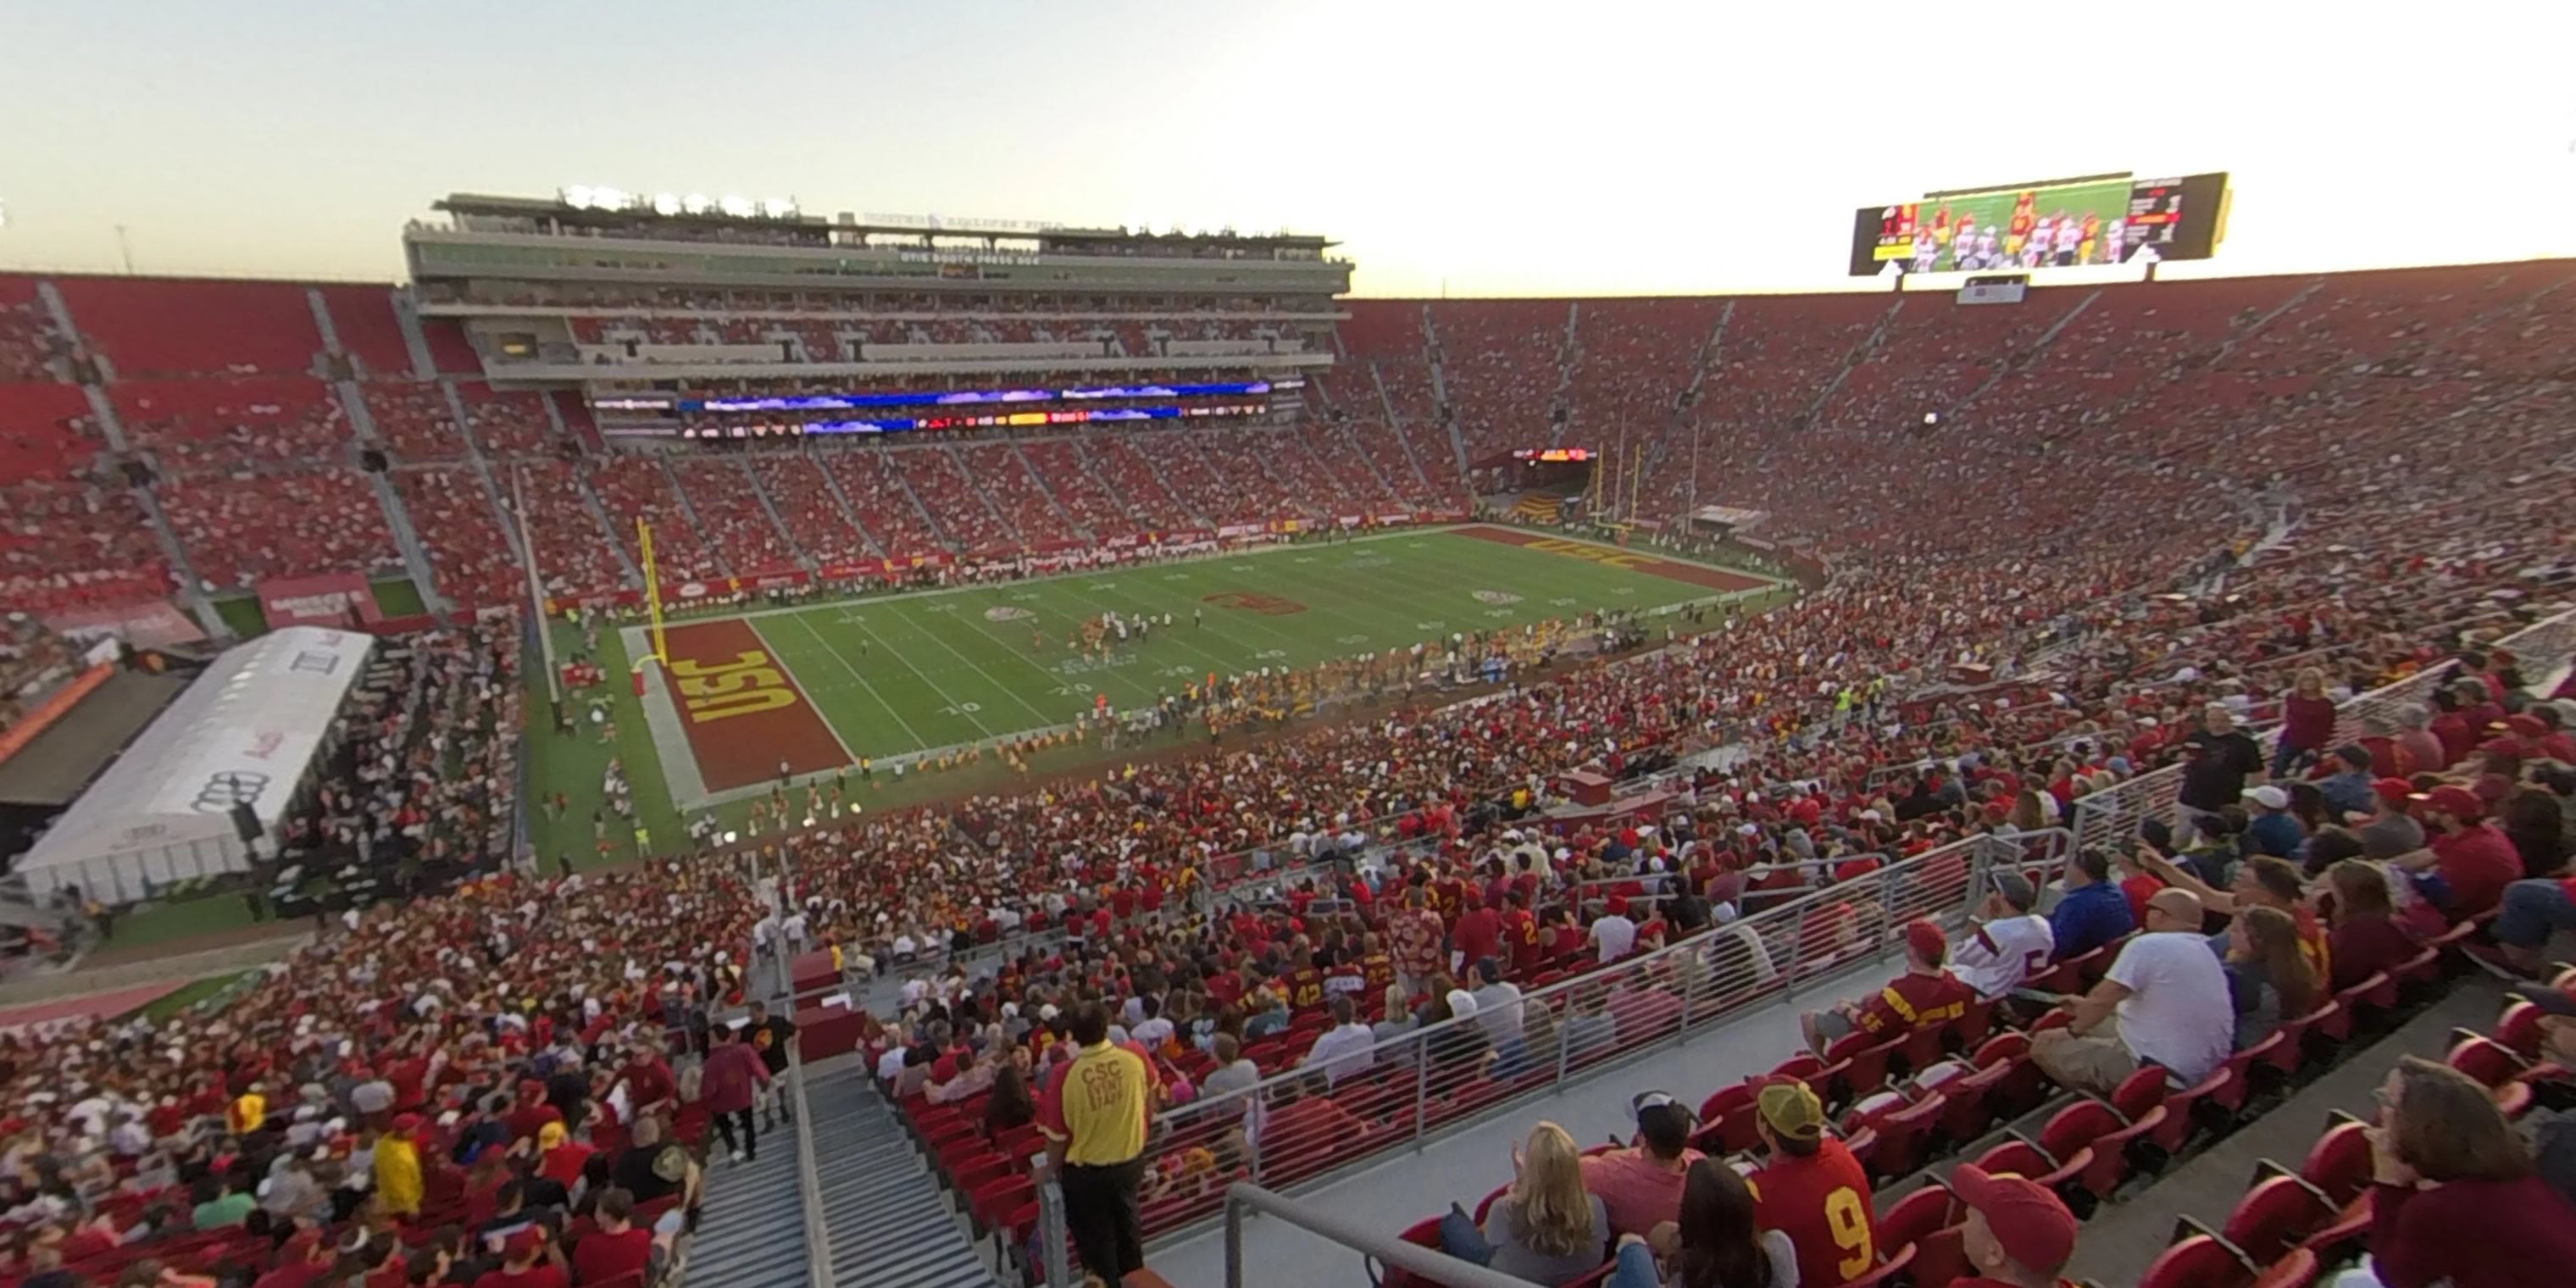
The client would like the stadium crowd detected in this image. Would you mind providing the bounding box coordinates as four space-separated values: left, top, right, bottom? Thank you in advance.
0 263 2571 1288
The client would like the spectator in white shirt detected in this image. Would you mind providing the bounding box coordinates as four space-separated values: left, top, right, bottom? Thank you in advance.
1299 997 1378 1086
874 1024 913 1083
1947 870 2055 1000
1129 995 1175 1052
1468 958 1525 1045
2031 890 2235 1095
1591 899 1640 964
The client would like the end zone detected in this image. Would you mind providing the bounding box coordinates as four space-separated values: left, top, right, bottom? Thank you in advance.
1444 525 1776 594
639 618 851 797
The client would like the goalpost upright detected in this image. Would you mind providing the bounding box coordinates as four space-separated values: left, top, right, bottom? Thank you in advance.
636 517 670 693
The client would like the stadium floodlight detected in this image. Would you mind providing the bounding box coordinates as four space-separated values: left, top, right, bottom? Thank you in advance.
652 192 682 216
719 195 755 219
683 193 713 215
761 197 797 219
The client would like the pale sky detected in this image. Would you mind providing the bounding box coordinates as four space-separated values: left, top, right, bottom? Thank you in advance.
3 1 2571 296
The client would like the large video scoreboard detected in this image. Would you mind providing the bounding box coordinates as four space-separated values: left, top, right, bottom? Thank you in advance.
1847 171 2229 275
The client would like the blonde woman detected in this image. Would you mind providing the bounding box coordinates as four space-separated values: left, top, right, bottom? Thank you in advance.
1439 1121 1609 1285
2275 665 2336 777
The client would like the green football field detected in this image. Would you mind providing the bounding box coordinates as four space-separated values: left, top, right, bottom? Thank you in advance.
608 525 1786 816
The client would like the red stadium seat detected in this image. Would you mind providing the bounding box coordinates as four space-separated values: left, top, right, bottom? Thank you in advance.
2296 1113 2375 1206
2446 1030 2534 1116
1835 1241 1915 1288
2136 1235 2256 1288
1825 1031 1898 1102
1874 1180 1957 1258
2496 999 2545 1061
2251 1246 2319 1288
2218 1174 2334 1263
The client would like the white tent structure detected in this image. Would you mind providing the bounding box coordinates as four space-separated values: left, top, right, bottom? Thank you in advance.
12 627 375 903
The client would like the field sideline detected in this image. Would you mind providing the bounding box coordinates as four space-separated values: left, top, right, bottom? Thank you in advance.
614 525 1785 812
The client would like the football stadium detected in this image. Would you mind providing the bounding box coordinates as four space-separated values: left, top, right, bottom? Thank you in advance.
3 12 2574 1288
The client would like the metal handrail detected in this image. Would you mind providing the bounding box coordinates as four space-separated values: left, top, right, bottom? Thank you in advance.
1157 829 2061 1132
1222 1181 1534 1288
786 1045 832 1288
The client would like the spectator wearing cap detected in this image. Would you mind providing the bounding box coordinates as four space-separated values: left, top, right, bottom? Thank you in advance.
1744 1079 1874 1287
1949 870 2054 1000
2356 779 2429 860
1799 919 1971 1058
2047 848 2134 962
1581 1091 1706 1238
1947 1163 2082 1287
469 1226 567 1288
2318 743 2378 820
534 1121 591 1191
2031 890 2233 1096
2392 702 2449 775
2396 785 2519 919
1601 1157 1797 1288
2241 785 2301 860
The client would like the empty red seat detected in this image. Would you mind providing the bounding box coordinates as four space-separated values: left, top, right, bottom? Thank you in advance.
2293 1113 2372 1206
2040 1096 2168 1200
2496 999 2545 1061
2218 1173 2334 1263
2251 1246 2318 1288
2446 1030 2534 1116
2136 1234 2255 1288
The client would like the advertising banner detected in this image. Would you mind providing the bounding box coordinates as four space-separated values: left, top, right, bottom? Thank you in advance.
256 573 379 630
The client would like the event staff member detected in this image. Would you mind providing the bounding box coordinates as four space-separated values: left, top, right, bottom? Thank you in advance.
1039 1002 1159 1281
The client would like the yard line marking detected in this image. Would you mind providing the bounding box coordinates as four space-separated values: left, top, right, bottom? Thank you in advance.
886 604 1058 728
1054 586 1254 675
744 618 865 765
786 608 933 749
950 592 1164 708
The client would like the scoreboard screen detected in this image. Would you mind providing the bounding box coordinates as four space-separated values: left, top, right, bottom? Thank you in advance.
1847 171 2229 275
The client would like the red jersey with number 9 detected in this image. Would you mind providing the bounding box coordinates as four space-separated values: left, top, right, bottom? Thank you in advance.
1748 1138 1875 1288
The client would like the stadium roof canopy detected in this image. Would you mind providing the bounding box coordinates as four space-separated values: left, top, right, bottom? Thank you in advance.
13 627 375 902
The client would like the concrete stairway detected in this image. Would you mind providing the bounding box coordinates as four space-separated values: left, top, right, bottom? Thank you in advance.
808 1070 1003 1288
679 1103 814 1288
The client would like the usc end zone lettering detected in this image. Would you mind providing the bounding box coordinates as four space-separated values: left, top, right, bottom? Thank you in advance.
658 619 848 791
671 650 798 723
1523 537 1657 569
